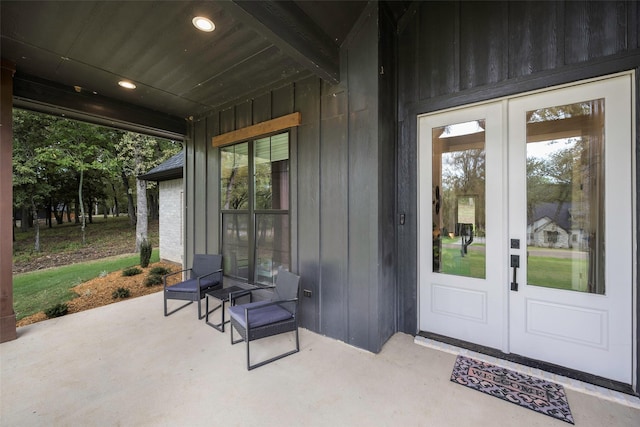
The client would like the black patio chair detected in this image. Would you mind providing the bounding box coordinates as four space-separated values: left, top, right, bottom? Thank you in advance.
163 254 223 319
228 268 301 370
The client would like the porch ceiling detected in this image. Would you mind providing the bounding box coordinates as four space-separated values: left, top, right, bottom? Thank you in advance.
0 0 368 137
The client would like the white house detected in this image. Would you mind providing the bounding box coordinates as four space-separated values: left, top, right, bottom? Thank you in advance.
139 151 184 265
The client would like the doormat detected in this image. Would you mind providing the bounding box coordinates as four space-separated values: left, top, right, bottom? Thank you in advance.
451 355 574 424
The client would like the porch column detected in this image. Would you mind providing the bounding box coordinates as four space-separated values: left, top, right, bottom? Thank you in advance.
0 59 17 342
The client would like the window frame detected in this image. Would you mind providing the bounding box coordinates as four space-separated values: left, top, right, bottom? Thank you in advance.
219 131 290 285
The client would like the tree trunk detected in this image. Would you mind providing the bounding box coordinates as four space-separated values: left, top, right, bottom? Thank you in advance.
122 171 135 226
53 202 64 225
66 204 72 223
148 189 159 220
87 197 93 224
79 169 86 244
47 198 53 228
135 178 148 252
20 206 29 232
31 196 40 252
111 182 119 217
74 197 80 224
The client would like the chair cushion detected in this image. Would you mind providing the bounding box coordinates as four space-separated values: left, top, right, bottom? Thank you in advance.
229 301 293 329
167 278 218 293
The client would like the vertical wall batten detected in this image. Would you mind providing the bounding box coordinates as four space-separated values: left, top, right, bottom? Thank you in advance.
205 114 219 254
193 119 208 254
184 123 195 268
295 77 321 332
320 81 349 341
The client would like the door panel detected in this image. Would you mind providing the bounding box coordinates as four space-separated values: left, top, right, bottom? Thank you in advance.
419 102 506 350
508 75 633 383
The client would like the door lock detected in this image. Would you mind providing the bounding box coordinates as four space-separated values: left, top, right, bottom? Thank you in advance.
510 255 520 291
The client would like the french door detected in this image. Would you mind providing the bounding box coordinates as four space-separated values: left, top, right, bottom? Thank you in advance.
418 73 634 384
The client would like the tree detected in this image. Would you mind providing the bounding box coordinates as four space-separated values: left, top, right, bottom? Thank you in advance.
12 109 55 250
115 132 180 251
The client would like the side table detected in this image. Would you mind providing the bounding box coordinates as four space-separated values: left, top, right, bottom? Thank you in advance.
205 286 252 332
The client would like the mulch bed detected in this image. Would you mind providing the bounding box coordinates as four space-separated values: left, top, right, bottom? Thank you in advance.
16 261 181 327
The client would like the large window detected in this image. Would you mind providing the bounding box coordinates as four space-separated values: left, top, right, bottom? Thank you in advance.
220 133 289 285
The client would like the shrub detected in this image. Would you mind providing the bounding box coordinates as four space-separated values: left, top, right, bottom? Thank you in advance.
144 274 163 287
149 266 171 276
122 267 142 277
45 303 68 318
140 239 152 268
112 287 131 299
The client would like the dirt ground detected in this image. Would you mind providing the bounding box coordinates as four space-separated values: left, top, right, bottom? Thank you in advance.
16 261 182 327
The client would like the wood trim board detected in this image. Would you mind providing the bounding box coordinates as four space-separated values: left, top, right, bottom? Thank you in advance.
212 112 301 147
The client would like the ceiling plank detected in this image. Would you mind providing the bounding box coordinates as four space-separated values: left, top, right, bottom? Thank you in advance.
223 0 340 84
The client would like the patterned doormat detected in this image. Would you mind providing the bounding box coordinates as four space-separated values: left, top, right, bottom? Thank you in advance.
451 355 574 424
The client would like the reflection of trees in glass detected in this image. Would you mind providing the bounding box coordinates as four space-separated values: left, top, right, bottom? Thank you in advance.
525 99 605 294
526 142 578 225
527 102 591 122
221 143 248 210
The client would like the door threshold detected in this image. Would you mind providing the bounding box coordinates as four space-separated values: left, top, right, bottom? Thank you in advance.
415 331 639 404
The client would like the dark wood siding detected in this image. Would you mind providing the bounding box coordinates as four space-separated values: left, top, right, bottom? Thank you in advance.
459 1 508 90
184 3 395 353
507 2 560 78
418 1 458 99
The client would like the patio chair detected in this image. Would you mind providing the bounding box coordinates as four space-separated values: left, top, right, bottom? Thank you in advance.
163 254 223 319
228 268 300 370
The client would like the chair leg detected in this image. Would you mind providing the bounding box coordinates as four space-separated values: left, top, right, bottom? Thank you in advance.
246 338 251 371
164 295 193 317
247 329 300 371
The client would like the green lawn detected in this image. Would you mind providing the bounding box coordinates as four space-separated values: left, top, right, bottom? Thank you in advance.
440 247 486 278
439 245 587 292
13 249 159 321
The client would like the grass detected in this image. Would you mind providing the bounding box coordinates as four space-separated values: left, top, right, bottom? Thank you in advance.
13 250 159 321
440 247 486 278
438 244 588 292
13 216 158 268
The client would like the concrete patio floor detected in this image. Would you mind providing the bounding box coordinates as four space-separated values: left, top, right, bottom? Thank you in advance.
2 291 639 426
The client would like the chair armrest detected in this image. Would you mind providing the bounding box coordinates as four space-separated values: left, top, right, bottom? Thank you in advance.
163 268 192 287
228 284 275 302
228 289 254 300
243 298 299 313
196 268 223 282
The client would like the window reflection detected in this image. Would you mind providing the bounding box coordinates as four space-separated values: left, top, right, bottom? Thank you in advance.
432 120 486 279
526 100 605 294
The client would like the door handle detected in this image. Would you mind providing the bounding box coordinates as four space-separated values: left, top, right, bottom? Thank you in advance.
510 255 520 291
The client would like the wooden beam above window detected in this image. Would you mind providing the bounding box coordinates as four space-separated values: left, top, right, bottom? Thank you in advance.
212 112 301 147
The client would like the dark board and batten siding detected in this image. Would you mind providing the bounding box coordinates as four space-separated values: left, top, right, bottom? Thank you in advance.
184 3 394 353
396 0 640 387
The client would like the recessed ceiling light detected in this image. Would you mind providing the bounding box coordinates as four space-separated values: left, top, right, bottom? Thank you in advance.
118 80 136 90
192 16 215 32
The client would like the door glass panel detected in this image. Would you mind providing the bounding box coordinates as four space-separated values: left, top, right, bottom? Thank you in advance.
432 120 486 278
526 99 605 294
